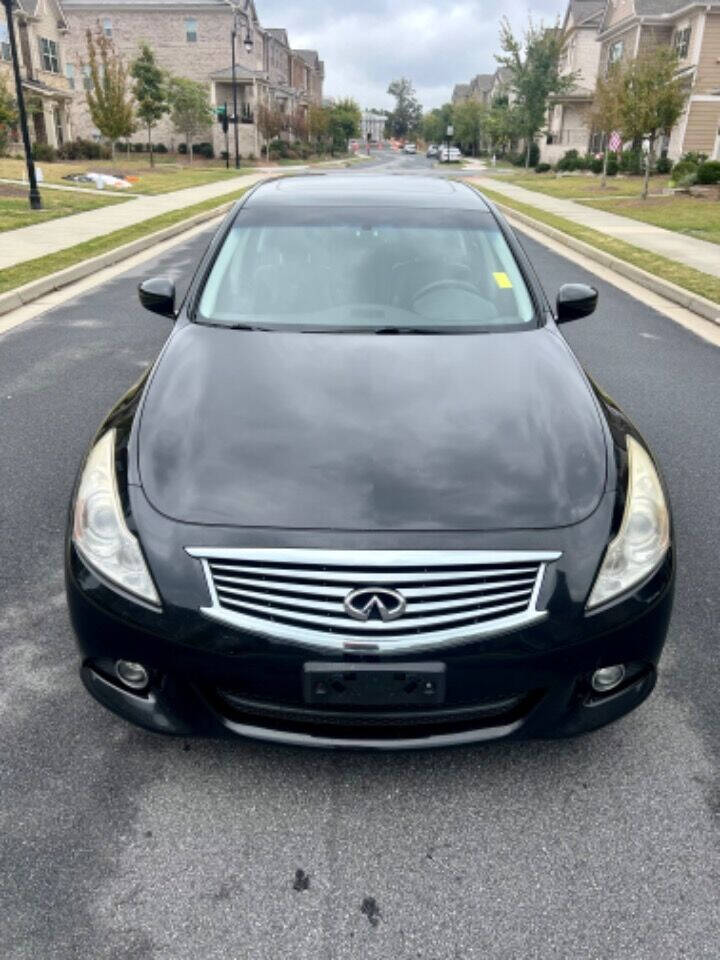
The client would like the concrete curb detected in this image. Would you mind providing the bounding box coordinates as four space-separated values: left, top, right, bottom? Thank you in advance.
0 200 236 318
493 202 720 327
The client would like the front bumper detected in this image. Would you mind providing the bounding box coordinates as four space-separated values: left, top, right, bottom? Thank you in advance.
67 544 674 749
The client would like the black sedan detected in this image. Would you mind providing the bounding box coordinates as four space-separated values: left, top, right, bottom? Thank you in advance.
65 175 674 749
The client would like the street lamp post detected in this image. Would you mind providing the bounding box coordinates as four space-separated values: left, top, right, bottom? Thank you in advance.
2 0 42 209
230 1 254 170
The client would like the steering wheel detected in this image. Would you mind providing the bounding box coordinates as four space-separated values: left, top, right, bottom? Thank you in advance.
411 278 483 307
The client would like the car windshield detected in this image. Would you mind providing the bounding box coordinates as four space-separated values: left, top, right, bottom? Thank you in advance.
196 206 537 332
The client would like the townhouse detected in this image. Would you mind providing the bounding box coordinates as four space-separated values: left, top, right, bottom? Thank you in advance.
0 0 74 150
597 0 720 159
60 0 324 158
452 68 509 107
542 0 605 162
452 0 720 163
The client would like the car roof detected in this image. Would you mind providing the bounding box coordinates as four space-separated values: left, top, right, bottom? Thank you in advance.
244 175 490 210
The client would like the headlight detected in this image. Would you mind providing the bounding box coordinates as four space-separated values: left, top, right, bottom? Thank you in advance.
587 435 670 610
72 429 161 607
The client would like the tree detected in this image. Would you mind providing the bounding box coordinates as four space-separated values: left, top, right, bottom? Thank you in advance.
484 96 522 155
453 100 487 156
329 97 361 152
497 18 578 167
84 28 134 160
422 103 453 145
168 77 213 163
386 78 423 139
0 77 18 156
308 104 331 152
288 107 309 143
130 44 168 167
256 101 285 161
617 47 688 199
589 66 625 187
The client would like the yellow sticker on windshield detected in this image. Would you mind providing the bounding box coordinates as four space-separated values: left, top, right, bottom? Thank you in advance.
493 272 513 289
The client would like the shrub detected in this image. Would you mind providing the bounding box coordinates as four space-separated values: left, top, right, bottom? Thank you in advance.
681 151 708 167
655 152 673 175
132 143 146 153
676 172 698 188
269 139 291 159
32 142 57 162
534 162 552 173
556 149 583 172
696 160 720 185
194 141 214 158
619 148 642 175
606 153 619 177
58 138 110 160
670 159 699 183
589 155 603 175
154 142 168 154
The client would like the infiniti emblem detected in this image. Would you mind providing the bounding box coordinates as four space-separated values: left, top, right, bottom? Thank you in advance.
344 587 407 623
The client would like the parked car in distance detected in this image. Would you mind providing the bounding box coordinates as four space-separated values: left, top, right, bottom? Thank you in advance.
439 145 463 163
66 175 674 750
426 144 439 158
403 143 417 154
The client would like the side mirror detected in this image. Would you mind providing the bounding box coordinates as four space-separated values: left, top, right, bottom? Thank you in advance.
556 283 598 323
138 277 176 318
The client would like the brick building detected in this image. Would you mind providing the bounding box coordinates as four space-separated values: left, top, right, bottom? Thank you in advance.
61 0 324 158
0 0 75 150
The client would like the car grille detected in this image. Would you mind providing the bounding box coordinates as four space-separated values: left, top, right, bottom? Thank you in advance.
187 549 560 653
209 689 540 741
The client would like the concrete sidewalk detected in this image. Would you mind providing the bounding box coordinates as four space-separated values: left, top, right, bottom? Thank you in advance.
0 171 267 271
468 176 720 280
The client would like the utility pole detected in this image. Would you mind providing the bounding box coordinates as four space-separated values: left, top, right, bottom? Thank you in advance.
2 0 42 209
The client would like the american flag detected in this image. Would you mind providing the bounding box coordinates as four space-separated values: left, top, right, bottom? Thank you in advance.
608 131 622 152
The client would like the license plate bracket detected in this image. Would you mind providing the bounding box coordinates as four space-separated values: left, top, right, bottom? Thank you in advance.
303 662 446 707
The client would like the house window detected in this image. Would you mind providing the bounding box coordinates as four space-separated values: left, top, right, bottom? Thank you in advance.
66 63 75 89
673 26 691 59
83 65 92 90
103 18 112 38
54 107 65 146
185 18 197 43
608 40 624 68
0 21 11 61
39 37 60 73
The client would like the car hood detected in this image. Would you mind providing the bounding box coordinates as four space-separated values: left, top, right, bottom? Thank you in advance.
137 324 608 531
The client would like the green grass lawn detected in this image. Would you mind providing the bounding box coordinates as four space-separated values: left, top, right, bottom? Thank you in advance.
0 185 128 233
0 157 250 195
494 173 671 199
474 183 720 306
579 194 720 246
0 185 251 295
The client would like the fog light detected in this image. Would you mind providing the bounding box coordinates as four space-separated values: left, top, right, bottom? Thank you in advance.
115 660 150 690
591 664 626 693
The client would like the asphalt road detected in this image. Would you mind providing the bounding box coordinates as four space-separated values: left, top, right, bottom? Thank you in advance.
1 155 719 960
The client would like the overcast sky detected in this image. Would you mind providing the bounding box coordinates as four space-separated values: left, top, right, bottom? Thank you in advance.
257 0 563 111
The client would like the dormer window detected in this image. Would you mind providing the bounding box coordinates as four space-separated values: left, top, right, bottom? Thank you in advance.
673 26 691 59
